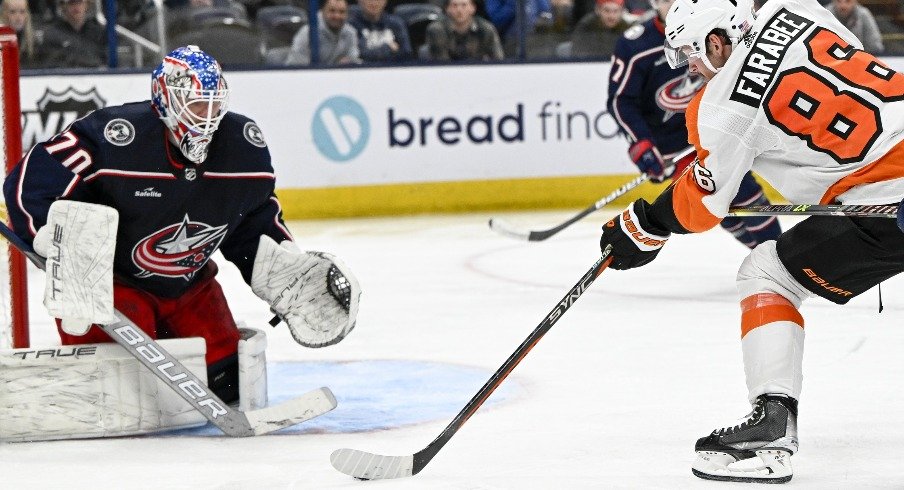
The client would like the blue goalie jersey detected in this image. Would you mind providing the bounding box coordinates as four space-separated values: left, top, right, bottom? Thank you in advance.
3 102 293 298
606 16 705 156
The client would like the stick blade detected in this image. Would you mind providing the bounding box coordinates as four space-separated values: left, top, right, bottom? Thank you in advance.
487 218 530 241
245 387 337 436
330 448 415 480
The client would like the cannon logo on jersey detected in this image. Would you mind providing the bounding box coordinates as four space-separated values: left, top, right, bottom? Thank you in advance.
656 74 705 121
22 87 107 151
104 118 135 146
243 122 267 148
730 10 813 108
132 215 228 280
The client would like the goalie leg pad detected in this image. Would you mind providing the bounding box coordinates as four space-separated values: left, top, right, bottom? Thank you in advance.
251 235 361 348
0 337 208 442
33 200 119 336
238 325 268 411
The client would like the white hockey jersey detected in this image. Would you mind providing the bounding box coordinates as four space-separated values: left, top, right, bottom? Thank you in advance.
668 0 904 233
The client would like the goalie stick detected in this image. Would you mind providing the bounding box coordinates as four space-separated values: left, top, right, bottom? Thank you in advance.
0 221 337 437
727 203 898 218
329 244 615 480
488 146 694 242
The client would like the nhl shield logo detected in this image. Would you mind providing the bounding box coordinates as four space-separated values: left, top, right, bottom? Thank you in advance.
22 87 107 150
185 168 197 181
243 122 267 148
103 119 135 146
36 86 107 113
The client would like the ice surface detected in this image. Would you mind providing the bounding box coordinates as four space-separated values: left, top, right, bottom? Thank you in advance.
4 210 903 489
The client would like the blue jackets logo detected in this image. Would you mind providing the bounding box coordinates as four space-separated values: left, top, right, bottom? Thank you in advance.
312 96 370 162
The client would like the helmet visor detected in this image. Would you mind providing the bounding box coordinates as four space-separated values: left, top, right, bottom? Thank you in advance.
664 36 708 69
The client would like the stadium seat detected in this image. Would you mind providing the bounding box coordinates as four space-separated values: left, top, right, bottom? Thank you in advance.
167 4 251 38
394 3 442 49
169 24 263 66
256 5 308 49
263 45 293 65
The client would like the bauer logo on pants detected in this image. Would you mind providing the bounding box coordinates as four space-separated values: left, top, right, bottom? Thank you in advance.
312 96 370 162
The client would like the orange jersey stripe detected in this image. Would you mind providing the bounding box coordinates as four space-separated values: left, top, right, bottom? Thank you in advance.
820 138 904 204
671 87 722 233
740 293 804 338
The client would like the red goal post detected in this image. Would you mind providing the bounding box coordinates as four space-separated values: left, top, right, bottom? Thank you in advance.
0 25 29 349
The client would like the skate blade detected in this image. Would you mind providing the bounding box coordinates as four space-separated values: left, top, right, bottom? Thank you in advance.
692 449 792 484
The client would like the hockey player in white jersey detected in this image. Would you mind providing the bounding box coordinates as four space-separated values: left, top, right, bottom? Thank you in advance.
597 0 904 482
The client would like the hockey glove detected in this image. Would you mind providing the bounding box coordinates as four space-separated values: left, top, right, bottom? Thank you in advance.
251 235 361 348
32 200 118 336
629 139 671 183
600 199 670 270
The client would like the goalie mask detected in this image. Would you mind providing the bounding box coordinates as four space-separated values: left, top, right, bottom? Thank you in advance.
151 46 229 164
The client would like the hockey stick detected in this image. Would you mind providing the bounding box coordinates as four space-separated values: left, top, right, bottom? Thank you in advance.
330 244 615 480
488 146 695 241
0 221 337 437
727 203 898 218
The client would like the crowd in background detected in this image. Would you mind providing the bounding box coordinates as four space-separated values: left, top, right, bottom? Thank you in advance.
0 0 902 69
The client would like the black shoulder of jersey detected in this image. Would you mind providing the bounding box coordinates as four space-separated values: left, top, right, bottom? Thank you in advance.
77 101 162 145
208 112 273 173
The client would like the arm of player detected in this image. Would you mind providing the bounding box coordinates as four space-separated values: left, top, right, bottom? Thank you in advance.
32 200 118 335
250 235 361 348
599 93 764 269
607 38 667 181
3 118 101 242
651 92 764 234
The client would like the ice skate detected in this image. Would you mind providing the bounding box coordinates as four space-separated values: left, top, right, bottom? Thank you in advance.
692 394 798 484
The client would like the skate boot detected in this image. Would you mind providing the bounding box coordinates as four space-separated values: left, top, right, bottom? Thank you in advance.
692 394 798 484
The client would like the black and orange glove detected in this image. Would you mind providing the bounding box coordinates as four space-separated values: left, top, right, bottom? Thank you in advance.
600 199 671 270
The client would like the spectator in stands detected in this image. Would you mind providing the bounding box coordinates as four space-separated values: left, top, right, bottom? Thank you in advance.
1 0 43 68
827 0 884 53
40 0 107 68
572 0 646 27
426 0 504 61
570 0 628 57
485 0 552 40
286 0 361 65
348 0 413 62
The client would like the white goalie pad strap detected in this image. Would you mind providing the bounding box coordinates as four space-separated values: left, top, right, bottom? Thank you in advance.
238 326 268 411
251 235 361 348
33 200 119 335
0 337 207 442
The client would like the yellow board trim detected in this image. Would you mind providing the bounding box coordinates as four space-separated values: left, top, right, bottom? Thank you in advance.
276 175 784 220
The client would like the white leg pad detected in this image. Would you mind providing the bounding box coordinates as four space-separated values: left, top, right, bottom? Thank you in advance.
737 241 807 403
238 326 268 411
742 322 805 403
0 337 208 442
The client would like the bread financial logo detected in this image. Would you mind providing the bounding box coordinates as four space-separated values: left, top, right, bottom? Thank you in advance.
312 96 370 162
22 87 107 151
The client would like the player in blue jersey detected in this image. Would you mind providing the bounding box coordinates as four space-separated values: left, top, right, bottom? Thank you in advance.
3 46 360 404
606 0 781 248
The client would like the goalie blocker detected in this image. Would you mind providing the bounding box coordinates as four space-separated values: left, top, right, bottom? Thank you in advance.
0 327 268 442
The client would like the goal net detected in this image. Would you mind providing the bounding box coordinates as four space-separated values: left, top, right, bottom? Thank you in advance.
0 26 29 349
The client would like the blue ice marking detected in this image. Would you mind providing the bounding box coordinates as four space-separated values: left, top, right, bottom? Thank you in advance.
166 359 523 436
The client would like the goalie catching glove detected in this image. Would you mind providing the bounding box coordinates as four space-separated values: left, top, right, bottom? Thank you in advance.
32 200 118 335
600 199 670 270
251 235 361 348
